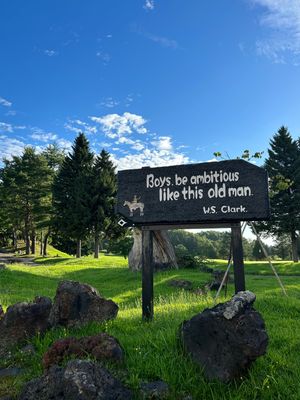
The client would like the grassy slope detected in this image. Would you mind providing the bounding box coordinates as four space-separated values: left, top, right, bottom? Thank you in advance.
208 258 300 276
0 256 300 399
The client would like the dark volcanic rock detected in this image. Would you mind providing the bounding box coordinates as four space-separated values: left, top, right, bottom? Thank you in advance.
180 291 268 382
43 333 124 369
208 269 232 291
140 380 170 399
0 296 52 357
49 280 118 328
0 367 23 377
20 344 36 356
20 359 133 400
168 279 193 291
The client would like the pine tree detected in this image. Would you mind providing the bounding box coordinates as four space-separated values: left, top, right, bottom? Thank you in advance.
53 133 94 258
90 149 117 258
40 144 65 255
252 239 264 260
1 148 53 254
263 126 300 262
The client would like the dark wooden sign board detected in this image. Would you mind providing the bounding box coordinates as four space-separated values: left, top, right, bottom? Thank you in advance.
116 159 270 320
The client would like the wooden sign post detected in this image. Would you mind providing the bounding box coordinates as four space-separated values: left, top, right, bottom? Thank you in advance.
231 222 246 292
142 229 154 320
117 159 270 320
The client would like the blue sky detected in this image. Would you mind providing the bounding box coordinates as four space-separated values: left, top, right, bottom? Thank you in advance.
1 0 300 170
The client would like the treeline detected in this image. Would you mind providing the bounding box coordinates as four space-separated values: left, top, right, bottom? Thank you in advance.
0 126 300 261
168 230 296 261
0 133 120 257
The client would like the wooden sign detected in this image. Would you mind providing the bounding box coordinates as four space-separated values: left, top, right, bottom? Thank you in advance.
117 159 270 226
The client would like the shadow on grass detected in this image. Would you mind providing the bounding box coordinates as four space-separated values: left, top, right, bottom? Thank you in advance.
1 265 212 309
34 257 73 265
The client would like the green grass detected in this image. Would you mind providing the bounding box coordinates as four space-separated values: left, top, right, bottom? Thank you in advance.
208 258 300 276
1 255 300 399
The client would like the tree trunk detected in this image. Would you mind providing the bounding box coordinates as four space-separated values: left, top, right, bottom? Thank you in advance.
31 233 36 255
94 234 99 259
291 231 299 262
12 230 17 251
76 239 82 258
40 231 43 256
43 231 50 257
25 233 30 255
128 228 178 271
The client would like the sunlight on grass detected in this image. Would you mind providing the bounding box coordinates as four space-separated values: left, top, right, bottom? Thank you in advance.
1 255 300 399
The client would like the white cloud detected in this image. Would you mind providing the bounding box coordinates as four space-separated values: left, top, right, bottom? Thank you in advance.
0 135 25 160
64 119 97 135
251 0 300 63
31 132 58 142
90 112 147 138
0 122 14 133
44 49 58 57
152 136 173 151
131 142 145 151
56 138 73 151
0 97 12 107
144 0 155 11
112 148 189 170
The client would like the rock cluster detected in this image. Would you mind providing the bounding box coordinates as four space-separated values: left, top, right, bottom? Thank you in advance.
0 296 52 357
43 333 124 369
180 291 268 382
49 281 119 328
168 279 193 290
0 281 119 357
19 359 132 400
140 380 170 399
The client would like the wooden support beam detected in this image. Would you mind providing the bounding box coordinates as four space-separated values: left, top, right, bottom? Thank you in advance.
142 229 154 320
231 223 246 293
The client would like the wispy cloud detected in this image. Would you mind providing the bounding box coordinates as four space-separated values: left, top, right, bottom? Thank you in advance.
0 122 14 133
98 94 138 109
5 110 17 116
250 0 300 64
96 51 111 64
31 132 58 142
0 97 12 107
144 0 155 11
90 112 147 138
145 32 178 49
100 97 120 108
64 119 97 135
44 49 59 57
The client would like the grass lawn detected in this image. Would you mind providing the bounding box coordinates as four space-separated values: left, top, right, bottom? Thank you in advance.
0 255 300 399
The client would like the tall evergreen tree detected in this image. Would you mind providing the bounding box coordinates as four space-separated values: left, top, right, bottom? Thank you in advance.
262 126 300 262
53 133 94 258
1 148 52 254
91 149 117 258
39 144 65 255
